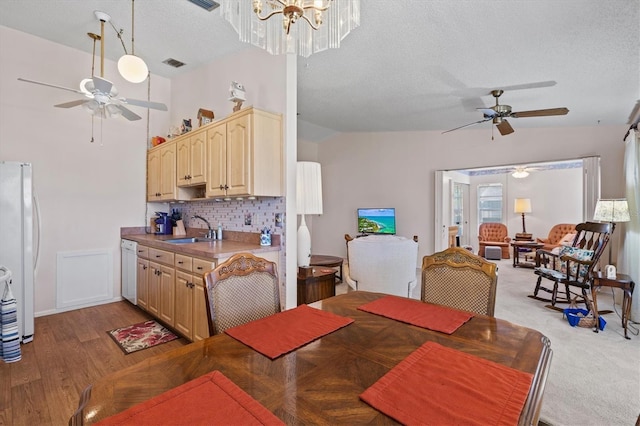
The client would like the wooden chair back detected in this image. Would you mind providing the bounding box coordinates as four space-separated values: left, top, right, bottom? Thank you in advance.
421 247 498 316
203 253 280 335
533 222 612 306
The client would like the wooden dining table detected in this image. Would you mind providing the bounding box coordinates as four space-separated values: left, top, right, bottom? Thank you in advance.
70 291 552 425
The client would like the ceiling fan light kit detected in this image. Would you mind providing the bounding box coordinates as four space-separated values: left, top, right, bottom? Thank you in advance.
116 0 149 83
221 0 360 58
118 54 149 83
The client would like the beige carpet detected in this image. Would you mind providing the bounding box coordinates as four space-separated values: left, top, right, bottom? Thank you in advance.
337 259 640 425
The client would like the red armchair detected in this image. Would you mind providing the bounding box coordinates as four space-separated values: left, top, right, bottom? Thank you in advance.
536 224 576 251
478 223 511 259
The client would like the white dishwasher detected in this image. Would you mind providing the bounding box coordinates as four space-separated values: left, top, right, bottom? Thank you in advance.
121 239 138 305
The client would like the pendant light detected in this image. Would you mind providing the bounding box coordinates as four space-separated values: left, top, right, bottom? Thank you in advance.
117 0 148 83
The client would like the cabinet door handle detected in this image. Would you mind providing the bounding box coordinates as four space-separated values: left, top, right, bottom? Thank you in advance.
142 265 147 270
156 255 161 258
178 261 183 264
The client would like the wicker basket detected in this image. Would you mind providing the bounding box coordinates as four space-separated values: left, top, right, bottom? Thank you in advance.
563 300 606 330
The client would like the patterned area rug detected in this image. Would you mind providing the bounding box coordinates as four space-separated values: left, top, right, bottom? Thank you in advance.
108 320 178 354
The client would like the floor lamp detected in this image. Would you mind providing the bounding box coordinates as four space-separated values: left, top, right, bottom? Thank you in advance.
514 198 532 240
593 199 630 266
297 162 323 267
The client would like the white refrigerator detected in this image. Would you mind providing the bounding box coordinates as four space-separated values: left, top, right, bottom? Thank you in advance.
0 161 36 343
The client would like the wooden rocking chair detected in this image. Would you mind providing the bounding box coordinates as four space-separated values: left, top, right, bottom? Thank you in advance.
530 222 611 308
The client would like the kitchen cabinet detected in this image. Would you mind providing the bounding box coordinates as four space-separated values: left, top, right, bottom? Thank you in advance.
134 240 279 342
206 107 283 198
174 254 214 341
136 247 149 310
147 141 179 201
176 129 206 187
147 248 175 325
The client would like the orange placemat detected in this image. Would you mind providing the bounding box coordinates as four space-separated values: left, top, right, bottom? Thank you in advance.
357 295 473 334
360 342 533 426
96 371 283 425
225 304 354 359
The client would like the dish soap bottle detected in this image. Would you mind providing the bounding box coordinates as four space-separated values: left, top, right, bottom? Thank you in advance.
217 223 222 240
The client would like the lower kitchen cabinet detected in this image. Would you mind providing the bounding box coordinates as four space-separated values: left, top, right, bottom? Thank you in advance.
136 244 277 342
174 254 215 341
136 257 149 310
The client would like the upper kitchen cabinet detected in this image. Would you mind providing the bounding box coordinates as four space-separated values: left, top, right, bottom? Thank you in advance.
206 107 283 198
147 141 178 202
176 129 207 187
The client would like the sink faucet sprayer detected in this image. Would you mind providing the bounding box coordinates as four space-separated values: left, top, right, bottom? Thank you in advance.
192 215 215 239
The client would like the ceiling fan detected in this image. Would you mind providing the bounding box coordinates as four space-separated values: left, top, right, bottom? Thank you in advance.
509 165 541 178
443 89 569 136
17 11 166 121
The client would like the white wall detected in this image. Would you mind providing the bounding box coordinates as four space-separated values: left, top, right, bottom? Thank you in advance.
311 126 626 260
169 48 286 132
462 166 583 252
0 26 170 315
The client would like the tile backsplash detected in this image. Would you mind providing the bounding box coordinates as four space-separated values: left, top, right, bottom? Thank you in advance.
171 197 286 236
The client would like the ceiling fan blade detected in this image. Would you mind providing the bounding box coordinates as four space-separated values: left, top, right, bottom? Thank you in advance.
121 98 168 111
442 117 493 134
496 119 514 135
55 99 88 108
512 107 569 118
492 81 557 93
92 76 113 94
114 104 142 121
18 77 84 95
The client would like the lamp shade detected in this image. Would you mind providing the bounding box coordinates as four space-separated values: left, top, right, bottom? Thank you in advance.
117 54 148 83
514 198 532 214
296 162 323 215
593 199 630 223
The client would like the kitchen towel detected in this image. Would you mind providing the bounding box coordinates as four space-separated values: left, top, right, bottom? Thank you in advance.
95 371 284 425
225 304 354 359
360 341 533 426
357 295 473 334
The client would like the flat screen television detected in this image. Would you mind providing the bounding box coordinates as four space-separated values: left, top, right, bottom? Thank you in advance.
357 208 396 235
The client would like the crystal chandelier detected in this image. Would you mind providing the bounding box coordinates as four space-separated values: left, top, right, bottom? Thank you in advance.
221 0 360 58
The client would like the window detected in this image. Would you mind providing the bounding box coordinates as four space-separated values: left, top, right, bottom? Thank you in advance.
478 184 503 223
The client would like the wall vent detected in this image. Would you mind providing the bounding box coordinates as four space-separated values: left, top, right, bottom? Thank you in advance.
187 0 220 11
163 58 187 68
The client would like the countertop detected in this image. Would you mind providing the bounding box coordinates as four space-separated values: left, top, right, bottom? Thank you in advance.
121 228 280 261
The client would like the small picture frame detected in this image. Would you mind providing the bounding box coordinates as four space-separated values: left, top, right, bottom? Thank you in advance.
197 108 215 127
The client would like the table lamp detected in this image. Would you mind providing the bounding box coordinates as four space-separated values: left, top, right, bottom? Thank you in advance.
297 162 323 267
593 198 630 265
514 198 532 240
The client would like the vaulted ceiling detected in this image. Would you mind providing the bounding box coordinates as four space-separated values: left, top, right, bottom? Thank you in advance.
1 0 638 141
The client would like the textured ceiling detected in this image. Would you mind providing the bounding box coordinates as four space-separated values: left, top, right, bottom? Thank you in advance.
1 0 639 141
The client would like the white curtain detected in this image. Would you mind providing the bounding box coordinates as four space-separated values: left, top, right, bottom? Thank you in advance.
619 128 640 321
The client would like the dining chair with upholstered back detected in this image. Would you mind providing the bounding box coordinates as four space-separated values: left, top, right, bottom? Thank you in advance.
421 247 498 316
203 252 280 335
344 234 419 298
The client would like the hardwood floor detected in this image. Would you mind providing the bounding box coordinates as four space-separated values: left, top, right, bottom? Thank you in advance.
0 301 187 426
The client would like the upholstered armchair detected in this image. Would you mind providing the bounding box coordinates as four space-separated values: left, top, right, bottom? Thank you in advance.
536 223 576 251
344 235 419 298
478 223 511 259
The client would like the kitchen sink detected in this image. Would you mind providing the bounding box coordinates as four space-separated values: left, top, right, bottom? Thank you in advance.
164 237 213 244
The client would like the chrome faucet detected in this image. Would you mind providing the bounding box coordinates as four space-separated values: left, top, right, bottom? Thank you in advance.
192 215 215 239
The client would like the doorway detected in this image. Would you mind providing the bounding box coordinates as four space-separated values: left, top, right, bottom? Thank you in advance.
434 157 601 253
